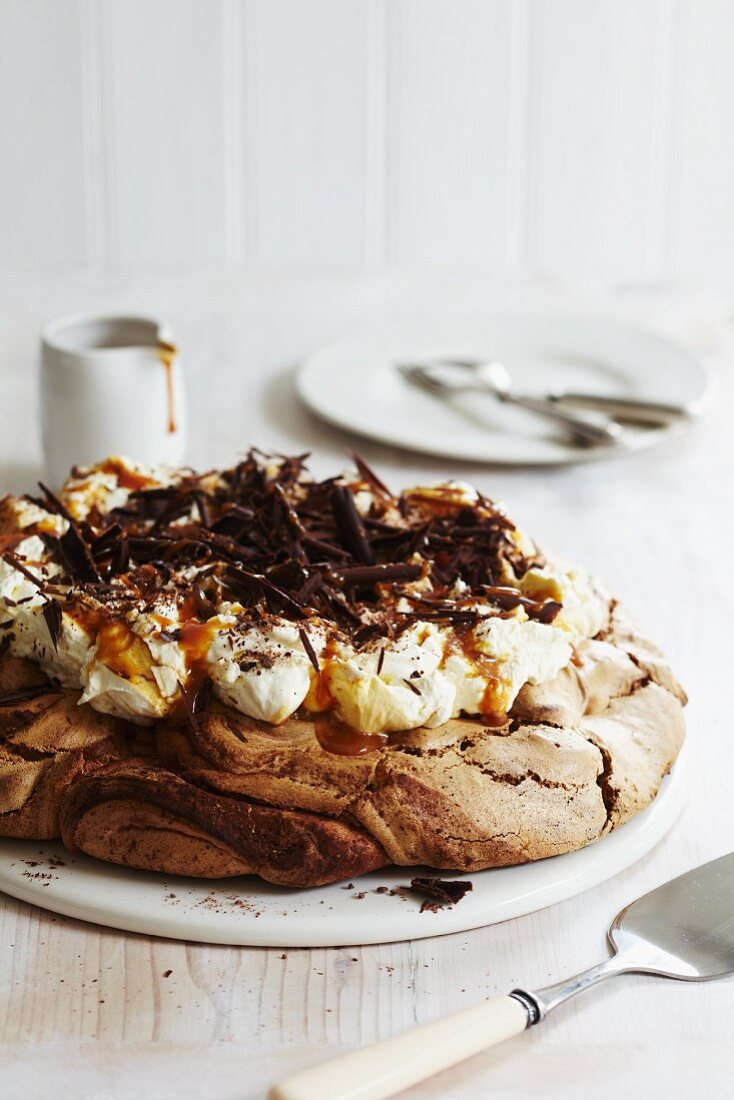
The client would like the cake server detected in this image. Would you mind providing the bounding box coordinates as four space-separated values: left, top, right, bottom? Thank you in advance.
401 356 694 426
269 851 734 1100
398 362 624 448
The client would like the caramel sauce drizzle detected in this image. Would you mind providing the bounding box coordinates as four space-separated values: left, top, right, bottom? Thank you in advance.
177 618 219 692
307 626 511 755
308 638 338 712
445 627 510 728
94 620 152 680
93 596 220 705
99 457 158 492
315 716 387 756
158 598 221 705
157 340 178 435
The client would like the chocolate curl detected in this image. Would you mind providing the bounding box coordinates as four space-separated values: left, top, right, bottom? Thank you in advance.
0 684 57 706
2 553 43 589
222 565 306 619
335 563 422 587
349 452 393 499
409 877 473 908
37 481 76 526
483 586 563 624
330 486 374 565
298 628 320 673
42 599 63 651
56 523 101 585
179 679 208 735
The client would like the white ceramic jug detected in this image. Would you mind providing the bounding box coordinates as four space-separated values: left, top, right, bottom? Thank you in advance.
40 313 187 487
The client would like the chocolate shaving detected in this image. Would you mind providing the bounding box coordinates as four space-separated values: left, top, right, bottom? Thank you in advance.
298 628 320 673
57 525 100 584
336 564 422 587
111 535 130 575
179 680 202 735
483 587 562 624
37 482 75 526
91 523 122 554
350 452 392 498
1 450 550 658
268 560 308 592
403 677 421 696
189 585 217 621
331 485 374 565
351 623 383 648
42 600 63 651
322 591 362 628
533 600 562 624
2 553 43 589
402 609 479 624
222 565 305 619
302 534 350 561
0 532 26 554
0 684 55 706
296 570 323 605
194 492 212 528
409 877 473 908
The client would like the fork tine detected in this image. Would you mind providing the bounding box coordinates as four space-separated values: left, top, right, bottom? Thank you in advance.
397 363 450 395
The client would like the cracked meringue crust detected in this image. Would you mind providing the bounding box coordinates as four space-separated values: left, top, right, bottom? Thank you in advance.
51 597 685 885
0 453 691 884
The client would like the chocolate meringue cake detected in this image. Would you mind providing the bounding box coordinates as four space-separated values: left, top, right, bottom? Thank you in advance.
0 453 685 886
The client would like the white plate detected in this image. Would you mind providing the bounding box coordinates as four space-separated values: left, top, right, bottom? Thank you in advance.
297 315 711 465
0 744 689 947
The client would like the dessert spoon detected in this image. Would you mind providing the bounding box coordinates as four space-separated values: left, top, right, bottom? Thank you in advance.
398 361 624 448
270 851 734 1100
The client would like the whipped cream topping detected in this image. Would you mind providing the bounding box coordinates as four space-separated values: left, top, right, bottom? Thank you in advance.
59 456 183 522
0 453 608 735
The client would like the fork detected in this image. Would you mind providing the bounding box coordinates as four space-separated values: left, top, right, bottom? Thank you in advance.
398 362 624 448
407 356 695 426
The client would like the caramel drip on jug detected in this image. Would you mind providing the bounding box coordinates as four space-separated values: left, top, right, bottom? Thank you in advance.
157 341 177 434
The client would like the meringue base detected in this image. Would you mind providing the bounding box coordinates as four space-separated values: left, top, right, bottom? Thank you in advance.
0 601 686 888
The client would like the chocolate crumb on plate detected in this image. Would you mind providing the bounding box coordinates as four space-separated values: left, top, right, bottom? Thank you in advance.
409 877 474 910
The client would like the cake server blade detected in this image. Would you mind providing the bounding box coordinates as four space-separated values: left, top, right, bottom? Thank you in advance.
269 852 734 1100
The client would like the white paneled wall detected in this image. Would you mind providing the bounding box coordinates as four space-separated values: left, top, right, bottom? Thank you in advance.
250 0 371 264
385 1 519 264
527 0 679 276
0 0 87 263
0 0 732 280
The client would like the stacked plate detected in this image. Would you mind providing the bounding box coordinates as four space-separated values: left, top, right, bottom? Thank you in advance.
297 315 711 465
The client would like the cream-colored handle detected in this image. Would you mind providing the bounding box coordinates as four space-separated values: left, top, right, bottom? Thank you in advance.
268 994 529 1100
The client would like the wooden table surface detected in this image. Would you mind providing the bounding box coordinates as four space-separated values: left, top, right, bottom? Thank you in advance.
0 270 730 1099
